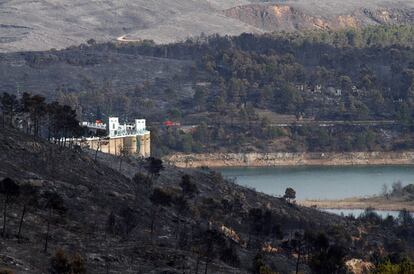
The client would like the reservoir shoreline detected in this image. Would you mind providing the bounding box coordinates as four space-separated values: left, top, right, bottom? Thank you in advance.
164 151 414 168
165 153 414 213
299 197 414 212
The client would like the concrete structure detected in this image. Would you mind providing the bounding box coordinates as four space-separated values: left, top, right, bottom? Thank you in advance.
81 117 151 157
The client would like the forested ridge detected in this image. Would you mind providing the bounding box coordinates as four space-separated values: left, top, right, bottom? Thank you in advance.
2 25 414 155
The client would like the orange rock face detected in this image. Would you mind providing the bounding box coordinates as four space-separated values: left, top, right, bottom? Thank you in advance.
223 4 414 32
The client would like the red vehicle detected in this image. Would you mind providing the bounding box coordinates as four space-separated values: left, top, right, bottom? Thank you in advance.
163 120 181 127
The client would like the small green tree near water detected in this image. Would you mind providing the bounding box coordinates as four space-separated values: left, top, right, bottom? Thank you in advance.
283 187 296 203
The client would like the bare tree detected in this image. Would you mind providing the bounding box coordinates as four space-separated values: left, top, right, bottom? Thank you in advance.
0 178 20 237
180 175 199 199
174 175 198 242
149 188 172 242
132 173 153 201
292 232 306 274
0 93 19 127
17 184 38 242
118 145 130 172
43 191 65 252
93 138 109 161
392 181 403 196
381 184 389 199
119 206 138 237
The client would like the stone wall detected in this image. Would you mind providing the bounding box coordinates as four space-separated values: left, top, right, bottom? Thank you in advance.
84 132 150 157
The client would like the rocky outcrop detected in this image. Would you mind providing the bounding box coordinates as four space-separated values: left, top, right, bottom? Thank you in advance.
345 259 374 274
164 151 414 168
223 4 414 32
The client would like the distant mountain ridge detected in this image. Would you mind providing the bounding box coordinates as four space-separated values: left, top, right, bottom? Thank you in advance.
0 0 414 52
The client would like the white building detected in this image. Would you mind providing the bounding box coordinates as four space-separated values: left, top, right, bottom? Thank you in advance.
107 118 148 137
81 117 151 157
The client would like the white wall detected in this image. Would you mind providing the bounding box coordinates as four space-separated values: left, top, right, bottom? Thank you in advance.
108 117 119 137
135 119 146 132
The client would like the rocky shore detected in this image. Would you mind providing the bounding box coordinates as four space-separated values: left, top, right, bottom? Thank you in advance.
164 152 414 168
299 197 414 212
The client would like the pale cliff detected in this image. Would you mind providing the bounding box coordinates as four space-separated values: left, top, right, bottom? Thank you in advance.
164 152 414 168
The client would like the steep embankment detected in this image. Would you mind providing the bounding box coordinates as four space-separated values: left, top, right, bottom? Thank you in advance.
0 126 348 273
164 152 414 168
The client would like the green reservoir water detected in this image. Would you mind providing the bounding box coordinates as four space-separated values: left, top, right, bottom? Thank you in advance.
216 166 414 200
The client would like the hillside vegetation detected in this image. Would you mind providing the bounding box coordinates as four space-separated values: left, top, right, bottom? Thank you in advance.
1 25 414 155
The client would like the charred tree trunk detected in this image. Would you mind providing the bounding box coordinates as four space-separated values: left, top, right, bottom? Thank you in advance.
195 253 200 274
17 204 27 242
44 207 52 252
204 258 209 274
150 207 157 243
2 194 8 238
296 247 301 274
94 142 100 161
105 259 110 274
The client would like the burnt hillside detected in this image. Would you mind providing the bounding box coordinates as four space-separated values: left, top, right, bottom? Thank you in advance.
0 125 347 273
1 125 414 273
